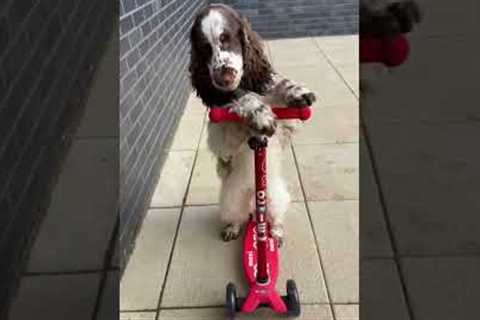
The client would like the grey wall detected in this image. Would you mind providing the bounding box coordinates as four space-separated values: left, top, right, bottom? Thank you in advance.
0 0 114 316
119 0 206 268
215 0 358 38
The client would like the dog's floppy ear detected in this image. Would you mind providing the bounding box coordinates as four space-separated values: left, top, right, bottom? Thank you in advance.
239 15 273 93
189 13 217 107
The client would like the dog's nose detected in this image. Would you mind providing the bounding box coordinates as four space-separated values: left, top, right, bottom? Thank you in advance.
215 66 237 87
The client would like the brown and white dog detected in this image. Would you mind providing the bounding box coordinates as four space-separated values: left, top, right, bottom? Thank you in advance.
189 4 316 245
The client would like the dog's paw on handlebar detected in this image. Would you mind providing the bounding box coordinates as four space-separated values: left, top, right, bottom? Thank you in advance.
229 95 277 137
243 109 277 137
283 86 317 108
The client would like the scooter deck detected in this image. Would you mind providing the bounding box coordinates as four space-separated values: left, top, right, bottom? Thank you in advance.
241 219 287 313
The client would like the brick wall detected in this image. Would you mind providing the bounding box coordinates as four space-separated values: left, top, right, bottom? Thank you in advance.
0 0 115 316
216 0 358 38
119 0 206 268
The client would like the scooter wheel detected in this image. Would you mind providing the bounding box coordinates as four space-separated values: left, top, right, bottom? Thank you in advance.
285 279 301 317
226 283 238 318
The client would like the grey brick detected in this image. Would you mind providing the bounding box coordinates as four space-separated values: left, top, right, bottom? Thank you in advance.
141 20 152 36
120 58 129 76
0 16 9 55
122 0 137 13
133 8 144 25
120 35 131 57
120 15 134 34
128 28 142 48
8 0 35 28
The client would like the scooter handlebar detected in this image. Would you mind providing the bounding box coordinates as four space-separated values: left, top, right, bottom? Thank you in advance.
360 34 410 67
208 106 312 123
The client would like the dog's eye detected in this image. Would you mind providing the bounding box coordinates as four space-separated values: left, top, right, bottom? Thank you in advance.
219 33 230 43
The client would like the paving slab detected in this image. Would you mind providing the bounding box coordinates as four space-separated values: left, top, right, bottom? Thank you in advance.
363 121 480 256
9 273 101 320
170 112 205 151
360 259 410 320
334 304 359 320
183 94 207 116
97 271 120 320
295 143 359 201
401 257 480 320
120 209 180 311
150 151 196 207
293 103 359 145
313 35 359 69
120 312 156 320
309 201 359 303
360 137 393 258
27 139 118 272
269 38 320 68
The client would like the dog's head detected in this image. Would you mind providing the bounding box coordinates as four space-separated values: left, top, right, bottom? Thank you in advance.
189 4 273 104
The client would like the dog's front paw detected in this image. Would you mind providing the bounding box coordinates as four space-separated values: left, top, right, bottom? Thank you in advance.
216 157 232 178
246 106 276 137
271 224 285 248
388 1 422 34
232 94 276 136
284 83 316 107
221 223 241 242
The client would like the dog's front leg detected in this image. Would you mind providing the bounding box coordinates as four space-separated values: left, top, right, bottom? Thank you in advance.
265 73 317 107
230 92 277 137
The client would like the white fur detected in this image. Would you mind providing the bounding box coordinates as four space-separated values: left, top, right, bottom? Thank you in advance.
201 10 225 44
201 9 244 91
208 123 291 235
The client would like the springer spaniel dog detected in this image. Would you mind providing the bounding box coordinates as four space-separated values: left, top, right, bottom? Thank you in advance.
189 4 316 245
360 0 421 37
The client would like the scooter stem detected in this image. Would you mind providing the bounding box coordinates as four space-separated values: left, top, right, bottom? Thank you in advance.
248 136 269 284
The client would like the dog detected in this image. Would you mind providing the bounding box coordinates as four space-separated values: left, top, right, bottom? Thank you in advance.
188 4 317 245
360 0 421 37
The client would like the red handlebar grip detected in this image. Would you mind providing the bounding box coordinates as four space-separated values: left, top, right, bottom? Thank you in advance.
208 106 312 123
360 34 410 67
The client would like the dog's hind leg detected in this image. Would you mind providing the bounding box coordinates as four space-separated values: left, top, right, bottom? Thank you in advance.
266 142 291 247
219 151 254 241
267 176 290 247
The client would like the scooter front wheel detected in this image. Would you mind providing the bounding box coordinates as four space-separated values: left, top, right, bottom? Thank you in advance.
284 279 301 317
226 282 238 318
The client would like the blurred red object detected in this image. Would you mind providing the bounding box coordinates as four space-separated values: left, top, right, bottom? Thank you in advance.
360 34 410 67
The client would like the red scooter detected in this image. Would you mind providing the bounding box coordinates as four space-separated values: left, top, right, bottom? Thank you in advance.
209 106 312 318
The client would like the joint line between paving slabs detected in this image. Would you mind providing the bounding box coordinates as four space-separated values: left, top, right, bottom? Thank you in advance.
311 36 359 100
290 142 337 320
153 110 207 320
360 120 416 320
91 218 120 319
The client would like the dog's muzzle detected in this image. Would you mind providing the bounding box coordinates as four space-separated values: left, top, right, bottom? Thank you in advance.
213 66 238 89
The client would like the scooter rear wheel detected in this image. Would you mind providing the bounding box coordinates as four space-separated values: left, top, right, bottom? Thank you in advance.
226 283 238 318
284 279 301 317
